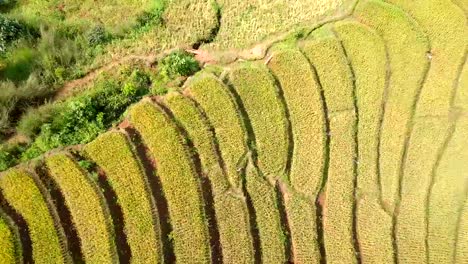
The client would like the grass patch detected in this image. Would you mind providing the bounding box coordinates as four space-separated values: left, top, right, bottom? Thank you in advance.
0 169 68 263
185 74 247 189
354 0 430 214
84 131 163 263
228 62 288 181
334 20 393 263
128 101 210 263
45 154 117 263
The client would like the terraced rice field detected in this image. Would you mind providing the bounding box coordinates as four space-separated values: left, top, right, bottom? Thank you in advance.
0 0 467 263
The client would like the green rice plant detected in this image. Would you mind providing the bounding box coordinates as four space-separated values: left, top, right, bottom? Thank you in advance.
162 92 254 263
455 198 468 264
386 0 467 117
267 48 325 262
128 101 210 263
84 131 163 263
0 169 68 263
228 62 289 181
185 74 248 190
302 30 357 263
45 154 117 264
244 161 286 263
334 20 393 263
353 0 430 214
0 214 19 264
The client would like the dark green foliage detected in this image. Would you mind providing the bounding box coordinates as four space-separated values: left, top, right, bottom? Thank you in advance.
0 15 24 52
20 71 151 162
159 50 200 79
0 143 25 171
87 25 111 47
17 102 65 138
135 0 167 28
2 48 35 82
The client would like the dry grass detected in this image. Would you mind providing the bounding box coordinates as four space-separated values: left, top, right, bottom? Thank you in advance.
203 0 344 50
162 92 254 263
128 101 210 263
0 214 18 264
334 20 393 263
228 62 288 181
45 154 117 264
354 0 430 214
0 169 67 263
84 131 163 263
185 74 247 190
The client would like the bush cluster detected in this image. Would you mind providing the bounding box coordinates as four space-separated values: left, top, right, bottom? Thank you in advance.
0 15 24 52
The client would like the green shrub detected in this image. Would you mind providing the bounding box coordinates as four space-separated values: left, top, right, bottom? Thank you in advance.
87 25 111 47
3 48 35 82
122 69 150 97
0 15 24 52
159 50 200 79
135 0 167 28
17 102 65 138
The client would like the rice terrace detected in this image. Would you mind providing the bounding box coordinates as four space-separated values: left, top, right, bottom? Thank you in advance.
0 0 466 263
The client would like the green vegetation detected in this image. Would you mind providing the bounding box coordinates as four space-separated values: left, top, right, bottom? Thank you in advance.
228 63 288 181
129 101 210 263
354 0 430 215
45 154 117 263
267 48 324 262
0 169 68 263
162 92 254 263
0 214 18 264
0 0 466 262
334 20 393 263
84 131 163 263
186 75 247 189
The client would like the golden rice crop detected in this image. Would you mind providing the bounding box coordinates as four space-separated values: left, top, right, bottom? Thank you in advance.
244 162 286 263
128 101 210 263
228 62 289 182
162 92 255 263
334 20 394 263
0 169 68 263
354 0 430 214
185 74 248 190
302 30 357 263
0 214 18 264
267 47 324 262
45 154 117 264
386 0 467 117
84 131 163 263
267 47 326 198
